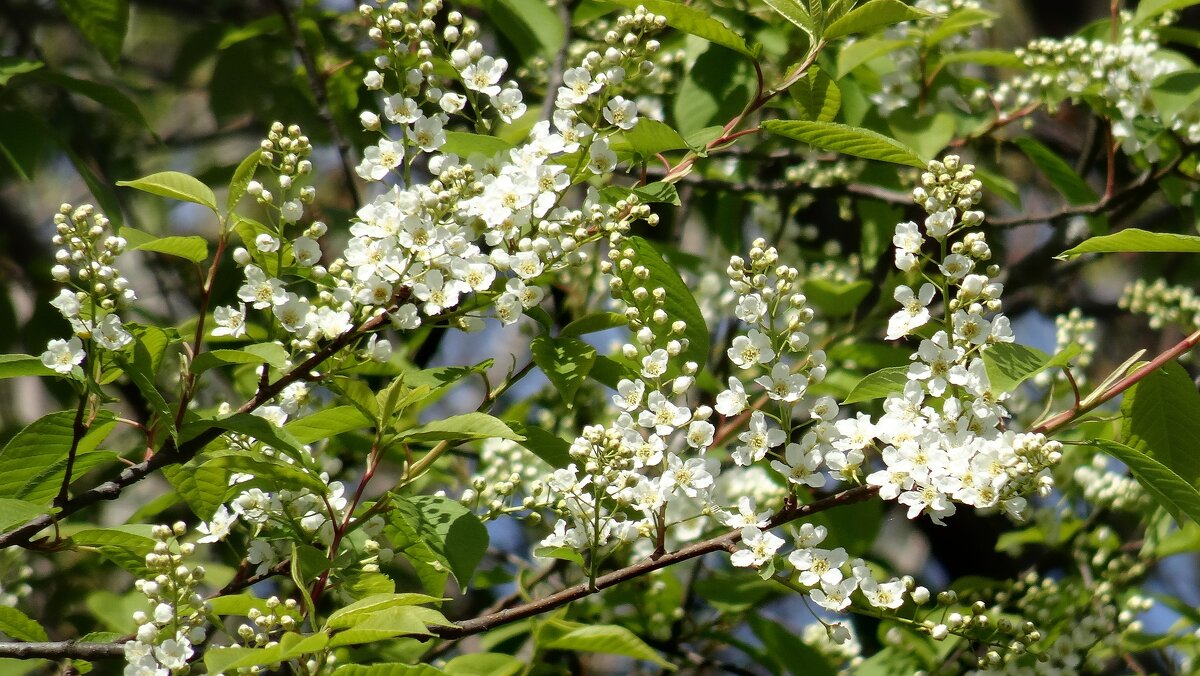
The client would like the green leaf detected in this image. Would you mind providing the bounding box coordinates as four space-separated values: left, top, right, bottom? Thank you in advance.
180 413 305 459
70 525 157 572
0 606 49 642
0 354 55 379
936 49 1023 68
887 111 956 162
1151 69 1200 125
119 227 209 263
0 57 43 86
533 545 586 566
285 406 373 444
749 615 837 676
980 342 1053 392
15 450 118 504
603 0 754 57
0 498 46 533
443 653 523 676
924 8 998 46
791 67 841 122
1093 440 1200 526
1014 137 1097 205
836 38 909 78
673 43 753 138
325 593 443 630
974 166 1020 207
0 411 116 502
59 0 129 66
334 664 445 675
802 278 870 317
32 71 154 136
396 412 522 444
388 496 489 587
531 335 596 406
560 312 627 337
613 237 710 372
200 451 330 497
1121 361 1200 486
544 624 674 669
191 343 289 372
762 0 817 40
589 355 638 389
600 182 680 206
824 0 931 41
205 632 330 674
162 462 227 520
842 366 909 404
227 148 264 213
483 0 565 59
440 131 514 158
619 118 689 156
1134 0 1200 25
506 422 571 468
1057 228 1200 259
762 120 926 167
116 171 218 212
115 330 178 442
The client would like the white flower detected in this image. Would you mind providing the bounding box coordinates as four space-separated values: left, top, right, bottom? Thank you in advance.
715 377 748 416
603 96 638 130
755 362 807 402
861 578 907 609
510 251 544 280
685 420 715 449
588 140 617 174
640 349 669 379
734 293 767 325
660 453 715 498
886 283 936 340
384 94 421 124
95 313 133 351
364 335 392 362
788 546 848 587
212 304 247 338
439 92 467 113
492 88 527 123
952 309 991 346
638 391 691 437
408 116 446 152
939 253 973 281
292 237 321 266
237 265 287 309
50 289 82 318
314 306 353 339
255 233 280 253
908 332 966 397
461 55 506 96
925 208 956 239
730 527 784 568
154 637 193 670
273 294 311 333
613 379 645 412
810 578 857 612
558 67 599 107
770 442 825 488
718 496 772 529
152 602 174 624
42 337 84 374
727 329 775 368
280 200 303 223
732 411 785 466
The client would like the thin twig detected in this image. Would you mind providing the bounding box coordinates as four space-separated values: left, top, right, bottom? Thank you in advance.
428 485 879 639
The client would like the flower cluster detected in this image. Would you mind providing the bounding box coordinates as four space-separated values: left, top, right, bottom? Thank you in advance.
42 203 136 374
123 523 208 676
865 156 1062 523
1072 453 1150 512
1119 277 1200 331
868 0 993 115
1032 308 1096 387
461 438 554 520
981 11 1198 159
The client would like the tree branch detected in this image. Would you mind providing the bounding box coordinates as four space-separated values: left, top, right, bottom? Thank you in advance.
0 641 125 660
429 484 879 639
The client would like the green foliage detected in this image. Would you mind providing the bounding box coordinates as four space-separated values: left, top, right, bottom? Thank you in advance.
762 120 926 167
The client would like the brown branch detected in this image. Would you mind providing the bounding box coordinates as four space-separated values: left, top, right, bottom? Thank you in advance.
0 641 125 660
270 0 362 212
1032 326 1200 436
429 484 879 639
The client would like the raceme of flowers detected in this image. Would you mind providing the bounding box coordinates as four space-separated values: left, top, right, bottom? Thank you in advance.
980 10 1199 160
